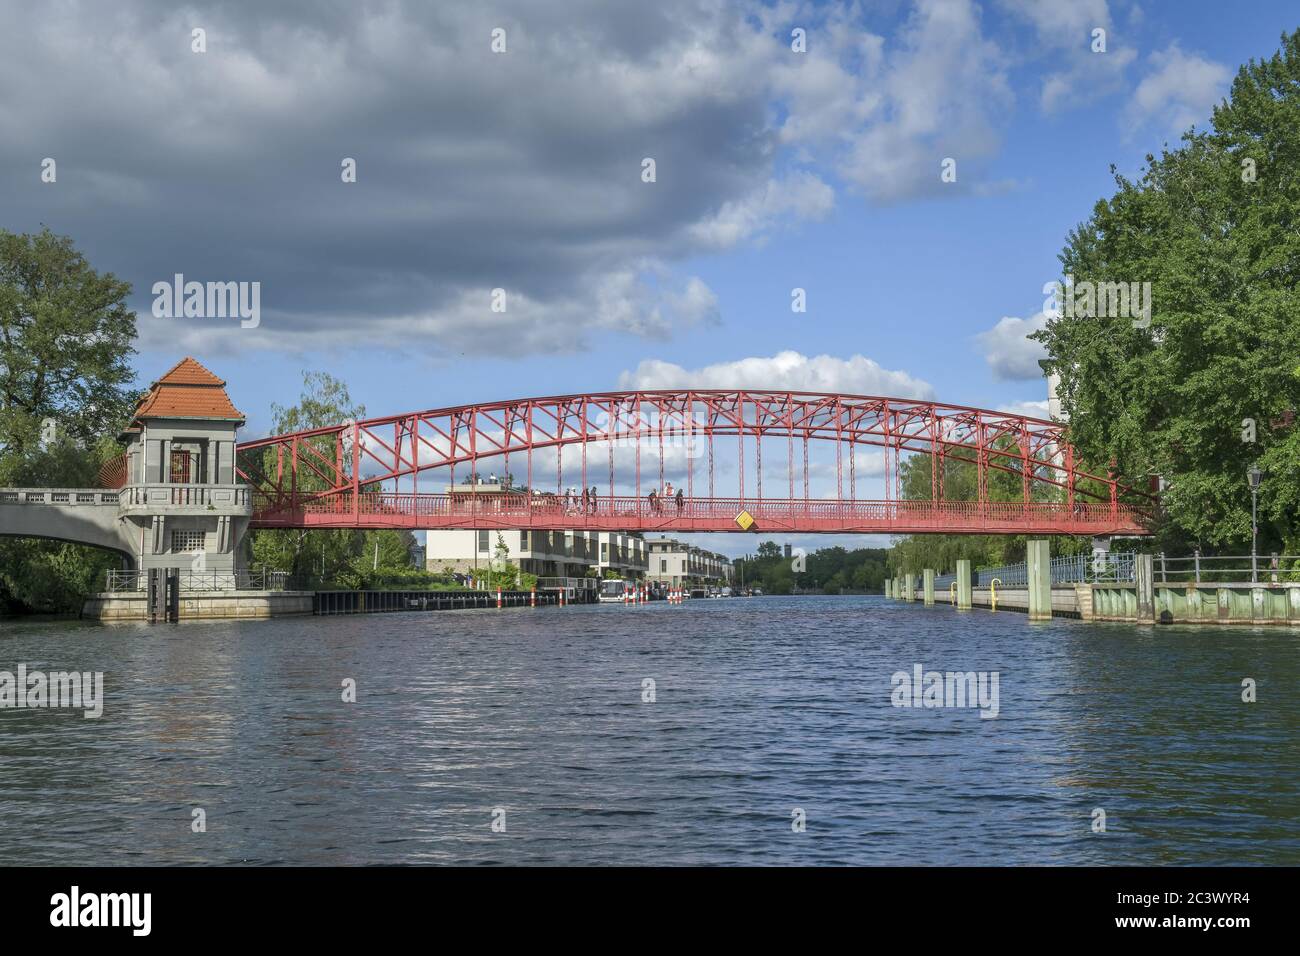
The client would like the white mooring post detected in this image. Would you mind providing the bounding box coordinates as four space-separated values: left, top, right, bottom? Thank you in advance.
956 559 972 610
1027 539 1051 621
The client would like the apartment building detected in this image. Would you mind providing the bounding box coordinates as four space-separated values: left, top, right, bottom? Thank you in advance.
425 529 651 580
646 537 733 588
425 528 599 579
597 532 648 579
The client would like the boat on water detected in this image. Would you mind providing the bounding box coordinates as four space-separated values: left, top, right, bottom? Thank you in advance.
598 579 636 603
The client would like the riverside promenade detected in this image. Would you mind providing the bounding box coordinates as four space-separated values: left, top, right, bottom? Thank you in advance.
888 547 1300 625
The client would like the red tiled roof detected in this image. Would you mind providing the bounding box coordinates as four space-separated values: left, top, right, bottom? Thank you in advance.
153 356 226 387
129 356 245 424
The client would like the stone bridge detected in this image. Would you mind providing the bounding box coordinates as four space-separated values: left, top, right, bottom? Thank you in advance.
0 484 252 570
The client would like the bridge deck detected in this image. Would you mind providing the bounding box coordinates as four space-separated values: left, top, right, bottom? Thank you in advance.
250 494 1148 535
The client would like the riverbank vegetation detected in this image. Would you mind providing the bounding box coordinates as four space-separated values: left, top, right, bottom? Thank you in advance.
733 540 888 595
0 229 137 614
891 30 1300 578
245 372 440 590
1035 29 1300 556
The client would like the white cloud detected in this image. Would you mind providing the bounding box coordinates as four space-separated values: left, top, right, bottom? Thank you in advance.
998 399 1051 419
769 0 1013 203
1126 43 1231 136
688 172 835 249
618 350 934 398
999 0 1135 113
977 312 1049 381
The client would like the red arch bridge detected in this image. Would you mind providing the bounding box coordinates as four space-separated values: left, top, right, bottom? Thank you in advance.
236 391 1151 536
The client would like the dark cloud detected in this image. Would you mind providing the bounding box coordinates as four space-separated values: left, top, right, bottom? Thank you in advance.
0 0 804 355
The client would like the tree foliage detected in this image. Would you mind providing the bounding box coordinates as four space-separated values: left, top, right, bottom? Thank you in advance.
0 228 136 457
887 451 1090 577
0 229 136 613
247 370 425 587
1033 30 1300 552
734 541 889 594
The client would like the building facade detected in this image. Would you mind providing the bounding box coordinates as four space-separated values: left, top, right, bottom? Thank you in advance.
116 357 252 576
424 528 648 580
646 537 733 588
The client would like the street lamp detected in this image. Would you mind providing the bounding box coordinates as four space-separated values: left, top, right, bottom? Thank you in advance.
1248 465 1262 583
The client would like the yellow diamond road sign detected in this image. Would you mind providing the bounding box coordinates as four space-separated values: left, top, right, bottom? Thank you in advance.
734 510 755 531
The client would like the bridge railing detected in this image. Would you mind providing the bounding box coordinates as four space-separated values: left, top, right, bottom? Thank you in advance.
104 569 291 592
118 484 251 508
251 492 1144 528
0 487 120 505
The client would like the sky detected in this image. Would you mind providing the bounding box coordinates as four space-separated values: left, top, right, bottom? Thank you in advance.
2 0 1295 557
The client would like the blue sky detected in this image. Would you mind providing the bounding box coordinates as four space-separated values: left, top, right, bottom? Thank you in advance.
4 0 1296 555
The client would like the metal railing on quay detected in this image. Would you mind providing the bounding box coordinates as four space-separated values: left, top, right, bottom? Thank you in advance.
104 568 291 592
932 552 1137 590
930 552 1300 590
1152 552 1300 585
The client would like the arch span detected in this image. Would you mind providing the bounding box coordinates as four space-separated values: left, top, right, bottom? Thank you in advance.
236 390 1151 536
0 491 135 563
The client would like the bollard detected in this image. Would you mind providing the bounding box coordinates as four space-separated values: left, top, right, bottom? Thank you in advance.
496 587 503 609
1027 539 1051 621
1135 553 1154 622
530 587 536 608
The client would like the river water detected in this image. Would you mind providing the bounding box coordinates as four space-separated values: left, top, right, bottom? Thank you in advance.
1 596 1296 866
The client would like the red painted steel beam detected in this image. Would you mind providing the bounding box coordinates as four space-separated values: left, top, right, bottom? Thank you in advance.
234 389 1155 533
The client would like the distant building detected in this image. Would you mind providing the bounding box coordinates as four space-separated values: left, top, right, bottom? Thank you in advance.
424 526 646 581
646 537 733 588
596 532 647 579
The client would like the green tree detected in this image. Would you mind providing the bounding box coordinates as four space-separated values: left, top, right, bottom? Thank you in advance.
247 371 422 586
0 228 136 458
1033 30 1300 553
885 452 1090 579
0 229 137 613
733 540 889 595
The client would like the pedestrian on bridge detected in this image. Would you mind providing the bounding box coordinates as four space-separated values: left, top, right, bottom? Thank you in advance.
648 489 659 515
590 486 598 514
675 487 684 514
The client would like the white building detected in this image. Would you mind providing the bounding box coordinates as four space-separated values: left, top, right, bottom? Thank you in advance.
425 528 598 579
424 528 647 581
597 532 647 579
646 537 733 588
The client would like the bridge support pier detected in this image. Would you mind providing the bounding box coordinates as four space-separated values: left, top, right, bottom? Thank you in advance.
956 559 972 610
903 573 914 603
923 569 934 606
1027 539 1051 621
